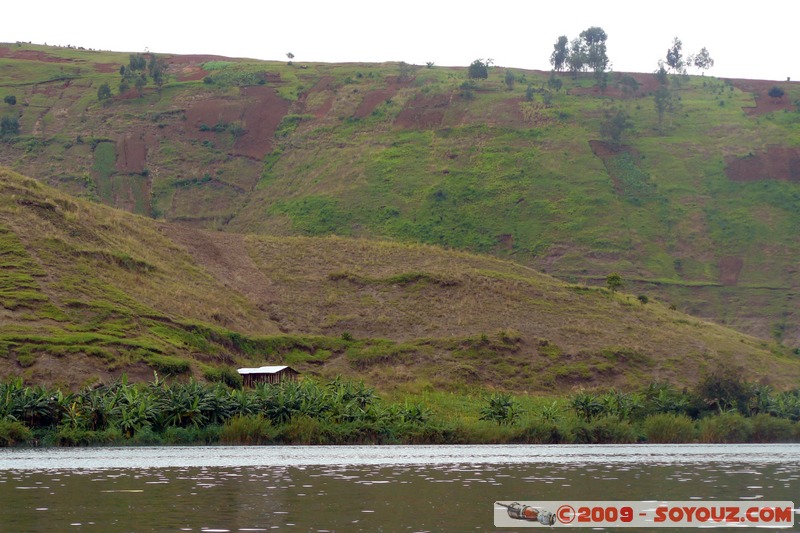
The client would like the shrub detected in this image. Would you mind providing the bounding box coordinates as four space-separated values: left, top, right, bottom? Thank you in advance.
480 393 521 426
220 415 275 444
203 366 242 389
50 426 97 446
519 419 568 444
573 416 637 444
0 419 32 446
4 95 16 105
145 355 191 375
643 413 695 443
1 115 20 136
749 414 794 442
698 412 752 443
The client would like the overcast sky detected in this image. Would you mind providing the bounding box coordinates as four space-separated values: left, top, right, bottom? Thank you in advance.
7 1 796 81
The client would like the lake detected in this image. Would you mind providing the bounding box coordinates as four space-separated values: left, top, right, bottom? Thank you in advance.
0 444 798 531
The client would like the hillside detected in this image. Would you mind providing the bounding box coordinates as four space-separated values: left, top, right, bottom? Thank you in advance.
2 167 800 391
1 43 799 348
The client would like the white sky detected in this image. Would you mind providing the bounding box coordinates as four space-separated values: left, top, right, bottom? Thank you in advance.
8 1 797 81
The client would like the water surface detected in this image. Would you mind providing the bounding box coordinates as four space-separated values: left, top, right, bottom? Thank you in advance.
0 444 798 531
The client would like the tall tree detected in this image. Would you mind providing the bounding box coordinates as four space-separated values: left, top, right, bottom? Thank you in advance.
468 59 489 80
566 38 586 77
580 26 609 80
550 35 569 72
692 47 714 73
666 37 684 73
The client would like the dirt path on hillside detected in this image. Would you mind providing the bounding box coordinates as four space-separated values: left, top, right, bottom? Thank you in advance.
162 224 278 310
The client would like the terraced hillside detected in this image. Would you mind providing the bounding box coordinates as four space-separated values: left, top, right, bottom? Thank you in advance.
1 43 799 346
2 168 799 391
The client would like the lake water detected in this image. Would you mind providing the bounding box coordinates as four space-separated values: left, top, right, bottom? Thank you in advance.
0 444 798 532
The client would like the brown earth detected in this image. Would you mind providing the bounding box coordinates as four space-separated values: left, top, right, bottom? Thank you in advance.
728 79 796 115
568 72 662 98
724 145 800 182
164 54 229 82
0 47 73 63
394 93 451 129
116 131 151 174
161 223 280 317
353 76 413 119
185 86 290 159
718 256 744 286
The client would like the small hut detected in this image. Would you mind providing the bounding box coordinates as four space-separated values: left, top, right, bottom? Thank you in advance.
237 365 299 387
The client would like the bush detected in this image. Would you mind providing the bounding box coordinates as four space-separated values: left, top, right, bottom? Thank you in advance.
698 412 752 443
145 355 191 375
0 419 32 446
1 115 20 136
573 416 637 444
468 59 489 80
220 415 275 444
519 419 569 444
203 366 242 389
643 413 695 443
3 95 16 105
50 426 97 446
749 414 795 443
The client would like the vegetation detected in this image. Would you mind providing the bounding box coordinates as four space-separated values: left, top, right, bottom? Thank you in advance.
1 372 798 446
1 43 800 395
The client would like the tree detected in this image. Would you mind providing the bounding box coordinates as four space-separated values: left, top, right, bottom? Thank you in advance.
654 85 676 130
666 37 684 73
3 95 16 105
468 59 489 80
550 35 569 72
606 272 623 292
655 61 668 86
692 47 714 73
1 115 20 136
504 69 515 90
600 109 633 144
580 26 609 80
128 52 147 72
134 73 147 96
548 72 563 92
566 38 586 77
768 86 785 100
97 82 112 101
286 52 294 66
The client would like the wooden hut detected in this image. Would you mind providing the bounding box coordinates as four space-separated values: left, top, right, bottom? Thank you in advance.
237 365 299 387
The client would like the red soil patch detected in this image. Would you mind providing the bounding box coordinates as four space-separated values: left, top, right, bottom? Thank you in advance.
728 79 796 115
354 88 395 119
0 47 73 63
94 62 119 73
295 76 336 118
568 72 661 98
353 76 414 119
394 93 450 129
116 132 152 174
719 256 744 286
724 145 800 182
185 86 290 159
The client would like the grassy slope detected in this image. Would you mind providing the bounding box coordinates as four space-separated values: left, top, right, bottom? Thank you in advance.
1 43 799 348
2 167 800 392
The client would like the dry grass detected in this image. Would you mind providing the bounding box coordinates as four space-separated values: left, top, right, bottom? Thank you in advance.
2 167 800 391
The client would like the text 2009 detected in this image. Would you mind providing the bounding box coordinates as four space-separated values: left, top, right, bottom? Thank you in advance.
577 506 634 523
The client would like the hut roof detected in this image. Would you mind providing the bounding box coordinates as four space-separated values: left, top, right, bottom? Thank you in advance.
237 365 297 375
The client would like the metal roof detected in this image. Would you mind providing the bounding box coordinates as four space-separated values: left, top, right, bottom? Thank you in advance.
237 365 294 375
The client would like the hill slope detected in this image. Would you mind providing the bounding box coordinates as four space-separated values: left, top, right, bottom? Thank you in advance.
1 43 799 346
2 167 799 391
